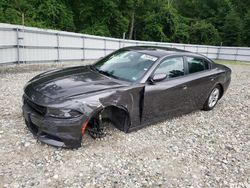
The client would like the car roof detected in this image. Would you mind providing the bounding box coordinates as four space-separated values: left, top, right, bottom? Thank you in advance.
123 45 198 58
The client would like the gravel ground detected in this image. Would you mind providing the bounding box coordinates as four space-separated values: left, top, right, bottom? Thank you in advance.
0 63 249 188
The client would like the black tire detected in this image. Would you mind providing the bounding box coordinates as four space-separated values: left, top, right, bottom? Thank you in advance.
203 85 221 111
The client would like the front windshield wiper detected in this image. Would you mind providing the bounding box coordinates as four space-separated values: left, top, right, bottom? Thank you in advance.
90 65 120 80
90 65 98 72
98 70 121 80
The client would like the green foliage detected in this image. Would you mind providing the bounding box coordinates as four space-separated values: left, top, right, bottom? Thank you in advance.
190 20 220 45
0 0 249 46
1 0 35 25
221 10 242 46
135 3 179 42
243 11 250 47
173 16 190 44
36 0 75 31
0 0 7 22
78 0 128 37
231 0 250 16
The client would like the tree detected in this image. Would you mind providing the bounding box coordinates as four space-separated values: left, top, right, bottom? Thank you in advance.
243 11 250 46
0 0 7 22
189 20 220 45
2 0 36 25
0 0 249 46
231 0 250 17
221 10 242 46
78 0 128 37
173 16 190 44
174 0 233 43
135 2 179 42
36 0 75 31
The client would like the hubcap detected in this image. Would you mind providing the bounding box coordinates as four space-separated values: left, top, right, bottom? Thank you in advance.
208 88 220 108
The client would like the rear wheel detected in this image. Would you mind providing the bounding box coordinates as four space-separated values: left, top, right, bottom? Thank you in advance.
203 86 221 111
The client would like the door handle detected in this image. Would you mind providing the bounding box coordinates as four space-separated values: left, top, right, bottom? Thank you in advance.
182 85 188 90
210 77 215 81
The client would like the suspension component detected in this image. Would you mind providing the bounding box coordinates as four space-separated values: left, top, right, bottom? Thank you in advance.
87 112 106 139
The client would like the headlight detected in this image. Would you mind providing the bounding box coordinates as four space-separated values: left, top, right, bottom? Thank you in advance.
47 108 82 118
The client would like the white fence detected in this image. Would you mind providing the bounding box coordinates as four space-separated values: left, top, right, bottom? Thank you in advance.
0 23 250 65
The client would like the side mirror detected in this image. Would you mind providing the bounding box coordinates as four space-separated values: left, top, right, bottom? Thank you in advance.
151 73 167 82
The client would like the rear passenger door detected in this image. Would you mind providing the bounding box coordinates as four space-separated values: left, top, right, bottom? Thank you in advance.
184 56 216 109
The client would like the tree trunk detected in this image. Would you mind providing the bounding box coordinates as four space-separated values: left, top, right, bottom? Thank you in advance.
129 10 135 40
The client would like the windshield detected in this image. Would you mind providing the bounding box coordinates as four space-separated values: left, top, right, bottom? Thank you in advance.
93 50 158 82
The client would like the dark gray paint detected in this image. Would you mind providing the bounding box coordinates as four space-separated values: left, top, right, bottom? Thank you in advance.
22 46 231 148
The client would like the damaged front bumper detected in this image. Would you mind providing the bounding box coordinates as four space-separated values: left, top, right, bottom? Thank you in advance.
22 104 88 148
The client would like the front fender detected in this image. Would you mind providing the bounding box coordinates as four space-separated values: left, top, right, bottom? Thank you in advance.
73 85 145 131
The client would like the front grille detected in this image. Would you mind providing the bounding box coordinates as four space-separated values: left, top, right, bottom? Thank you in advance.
24 96 47 115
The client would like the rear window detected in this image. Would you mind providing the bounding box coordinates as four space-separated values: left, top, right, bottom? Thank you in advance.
187 57 209 74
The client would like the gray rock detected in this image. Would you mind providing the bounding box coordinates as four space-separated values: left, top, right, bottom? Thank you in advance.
0 63 249 187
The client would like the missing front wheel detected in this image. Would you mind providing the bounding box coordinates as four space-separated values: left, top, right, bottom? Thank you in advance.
87 113 107 139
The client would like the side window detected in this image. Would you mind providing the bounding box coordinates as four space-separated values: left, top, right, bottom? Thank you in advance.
187 57 209 74
155 57 184 79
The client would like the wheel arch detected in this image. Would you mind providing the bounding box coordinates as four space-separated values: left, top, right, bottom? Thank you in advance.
216 83 224 99
88 105 131 133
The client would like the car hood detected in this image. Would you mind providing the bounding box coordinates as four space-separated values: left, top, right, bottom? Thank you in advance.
24 66 126 102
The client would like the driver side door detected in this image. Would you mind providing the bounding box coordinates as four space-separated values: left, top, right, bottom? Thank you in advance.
141 56 192 124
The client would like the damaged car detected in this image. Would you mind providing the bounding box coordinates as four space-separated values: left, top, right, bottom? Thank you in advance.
22 46 231 148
